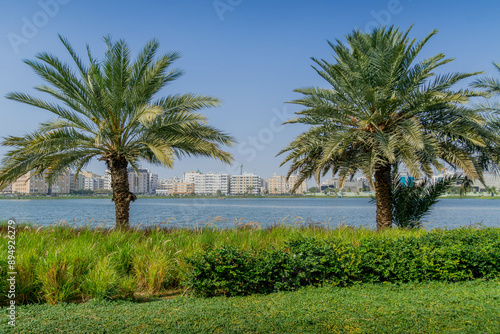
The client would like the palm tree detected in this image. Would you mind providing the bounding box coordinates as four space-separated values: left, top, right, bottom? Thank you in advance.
485 186 497 196
246 186 255 195
279 26 493 230
389 174 461 229
0 36 234 228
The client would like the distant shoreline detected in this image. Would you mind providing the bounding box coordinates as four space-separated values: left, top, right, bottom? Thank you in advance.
1 194 500 200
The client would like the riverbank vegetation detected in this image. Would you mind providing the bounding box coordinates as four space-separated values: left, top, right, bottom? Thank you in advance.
1 223 498 306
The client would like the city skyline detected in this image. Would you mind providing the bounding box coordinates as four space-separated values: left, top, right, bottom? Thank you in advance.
6 166 500 196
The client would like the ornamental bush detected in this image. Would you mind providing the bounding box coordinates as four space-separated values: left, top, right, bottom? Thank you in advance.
186 228 500 297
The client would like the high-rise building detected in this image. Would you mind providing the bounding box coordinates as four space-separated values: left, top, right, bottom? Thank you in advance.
230 173 261 195
149 173 158 194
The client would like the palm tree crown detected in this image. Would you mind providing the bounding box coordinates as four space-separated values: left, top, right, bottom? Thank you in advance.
280 26 492 229
0 36 234 227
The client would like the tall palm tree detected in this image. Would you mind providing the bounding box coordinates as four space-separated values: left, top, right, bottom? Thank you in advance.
0 36 234 228
279 26 493 230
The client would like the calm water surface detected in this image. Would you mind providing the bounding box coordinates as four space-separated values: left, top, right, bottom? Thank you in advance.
1 197 499 229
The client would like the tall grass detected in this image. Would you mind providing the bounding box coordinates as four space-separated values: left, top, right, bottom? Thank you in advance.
0 217 431 305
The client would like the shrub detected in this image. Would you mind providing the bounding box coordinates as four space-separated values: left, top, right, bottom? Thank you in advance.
186 246 257 297
186 228 500 296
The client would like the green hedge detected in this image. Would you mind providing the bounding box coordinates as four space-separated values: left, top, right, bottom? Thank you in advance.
186 228 500 296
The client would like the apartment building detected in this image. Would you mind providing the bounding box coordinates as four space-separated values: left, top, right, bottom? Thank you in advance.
267 174 307 194
288 175 308 194
320 178 367 192
84 176 105 191
267 174 287 194
230 173 261 195
182 171 230 195
0 184 13 194
183 171 202 184
11 170 71 194
104 168 158 194
156 177 181 195
169 182 195 195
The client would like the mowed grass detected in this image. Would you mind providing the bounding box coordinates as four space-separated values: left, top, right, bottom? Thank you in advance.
1 280 499 333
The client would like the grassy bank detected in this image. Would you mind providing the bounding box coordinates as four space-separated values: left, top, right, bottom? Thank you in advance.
3 223 500 305
2 280 499 333
1 223 430 305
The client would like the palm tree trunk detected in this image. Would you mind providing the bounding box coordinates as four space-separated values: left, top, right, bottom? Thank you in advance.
108 156 135 229
374 164 392 230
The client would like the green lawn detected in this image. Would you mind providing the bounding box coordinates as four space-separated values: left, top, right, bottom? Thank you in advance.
2 280 499 333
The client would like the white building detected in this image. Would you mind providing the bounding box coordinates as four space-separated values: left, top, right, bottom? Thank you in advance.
84 176 105 191
182 171 230 195
149 173 158 194
104 168 158 194
156 177 181 195
183 171 202 184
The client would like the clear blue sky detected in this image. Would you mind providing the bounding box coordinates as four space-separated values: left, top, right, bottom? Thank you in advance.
1 0 499 180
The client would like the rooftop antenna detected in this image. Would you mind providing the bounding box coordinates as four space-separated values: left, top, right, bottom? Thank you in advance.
240 163 243 175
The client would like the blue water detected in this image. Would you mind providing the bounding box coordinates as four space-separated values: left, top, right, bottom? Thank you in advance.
1 197 499 229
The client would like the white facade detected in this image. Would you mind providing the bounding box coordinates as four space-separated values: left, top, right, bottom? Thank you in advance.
104 168 158 194
182 171 230 195
104 171 112 191
83 177 105 191
183 171 202 184
198 172 230 195
149 173 158 194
